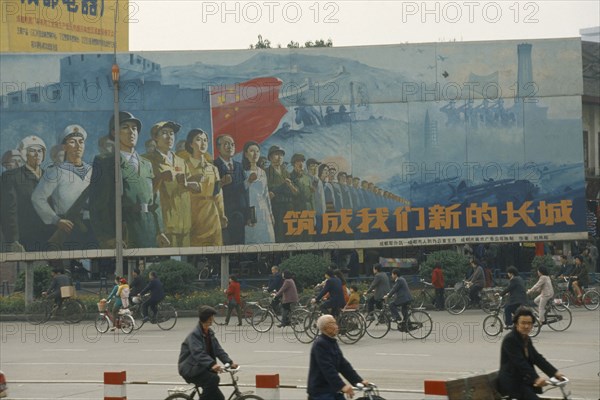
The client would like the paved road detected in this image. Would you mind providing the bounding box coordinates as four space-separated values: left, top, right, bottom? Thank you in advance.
1 308 598 399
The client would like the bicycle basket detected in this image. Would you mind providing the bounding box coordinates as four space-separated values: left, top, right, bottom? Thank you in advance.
97 300 107 312
454 282 464 290
118 308 131 315
553 298 564 305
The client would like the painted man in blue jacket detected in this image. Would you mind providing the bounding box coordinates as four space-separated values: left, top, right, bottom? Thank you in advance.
307 314 368 400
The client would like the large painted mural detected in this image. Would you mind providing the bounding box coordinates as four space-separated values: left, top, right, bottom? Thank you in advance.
0 38 587 260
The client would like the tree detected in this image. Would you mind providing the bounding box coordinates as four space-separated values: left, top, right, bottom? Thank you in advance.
250 35 333 49
250 34 271 49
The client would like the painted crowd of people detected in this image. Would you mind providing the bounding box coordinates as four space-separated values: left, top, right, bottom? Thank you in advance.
1 111 406 252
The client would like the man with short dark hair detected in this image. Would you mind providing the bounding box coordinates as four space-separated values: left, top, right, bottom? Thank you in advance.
365 263 390 313
139 271 165 322
312 270 345 317
384 269 413 331
178 305 238 400
498 266 527 328
43 268 71 308
497 307 564 399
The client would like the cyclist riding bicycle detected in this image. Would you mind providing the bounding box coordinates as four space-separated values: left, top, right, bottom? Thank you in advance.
42 268 71 308
498 307 565 399
307 314 370 400
312 269 346 317
139 271 165 322
178 305 239 400
383 269 413 331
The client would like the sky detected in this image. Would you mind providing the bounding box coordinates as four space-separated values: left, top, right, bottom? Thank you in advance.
128 1 600 51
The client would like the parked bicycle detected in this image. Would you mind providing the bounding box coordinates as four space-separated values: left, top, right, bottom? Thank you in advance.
94 299 135 334
25 292 86 324
555 277 599 311
414 279 436 310
196 256 219 280
164 364 264 400
129 295 178 331
364 299 433 340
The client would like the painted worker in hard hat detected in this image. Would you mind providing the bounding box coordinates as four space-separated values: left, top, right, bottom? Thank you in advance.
89 111 170 249
1 135 54 252
32 125 96 249
1 149 24 172
142 121 199 247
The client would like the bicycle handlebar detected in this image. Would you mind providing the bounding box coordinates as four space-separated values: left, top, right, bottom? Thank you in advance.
353 382 377 391
546 376 568 387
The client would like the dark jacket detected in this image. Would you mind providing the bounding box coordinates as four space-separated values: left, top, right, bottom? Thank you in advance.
129 275 145 297
387 276 413 305
307 334 362 396
178 324 233 381
499 276 528 306
48 273 71 300
316 277 346 308
498 329 557 397
367 272 390 301
140 278 165 302
267 272 283 292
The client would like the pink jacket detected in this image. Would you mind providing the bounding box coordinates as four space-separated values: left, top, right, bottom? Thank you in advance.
275 278 299 304
528 275 554 297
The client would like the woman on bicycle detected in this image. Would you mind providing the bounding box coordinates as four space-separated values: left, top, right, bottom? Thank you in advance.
273 270 299 327
527 266 554 323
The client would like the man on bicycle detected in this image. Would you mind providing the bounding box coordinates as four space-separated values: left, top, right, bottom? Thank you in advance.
365 263 390 314
497 307 565 399
42 268 71 309
139 271 165 322
384 269 413 331
466 259 485 306
312 269 345 317
307 314 369 400
178 306 238 400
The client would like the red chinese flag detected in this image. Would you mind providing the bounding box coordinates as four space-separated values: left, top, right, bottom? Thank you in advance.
210 77 288 154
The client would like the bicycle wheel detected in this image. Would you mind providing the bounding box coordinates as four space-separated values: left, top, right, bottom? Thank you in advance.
244 303 261 324
156 303 178 331
95 314 110 333
407 310 433 339
482 315 503 336
582 290 599 311
555 290 570 310
120 314 135 334
337 312 365 345
213 303 228 326
251 309 274 333
528 317 541 337
164 393 193 400
199 267 210 280
365 310 391 339
294 312 318 344
546 306 572 332
63 299 86 324
25 300 51 325
289 308 309 333
130 305 144 331
445 293 467 315
414 291 427 309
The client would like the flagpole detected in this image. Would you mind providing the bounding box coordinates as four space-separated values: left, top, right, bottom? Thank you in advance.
112 0 123 278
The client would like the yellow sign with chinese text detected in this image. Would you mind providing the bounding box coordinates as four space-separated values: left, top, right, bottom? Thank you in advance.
0 0 128 52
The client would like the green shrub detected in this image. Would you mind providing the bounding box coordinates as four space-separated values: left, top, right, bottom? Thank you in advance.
530 255 556 285
419 250 470 287
279 253 329 290
145 260 197 295
14 265 53 297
